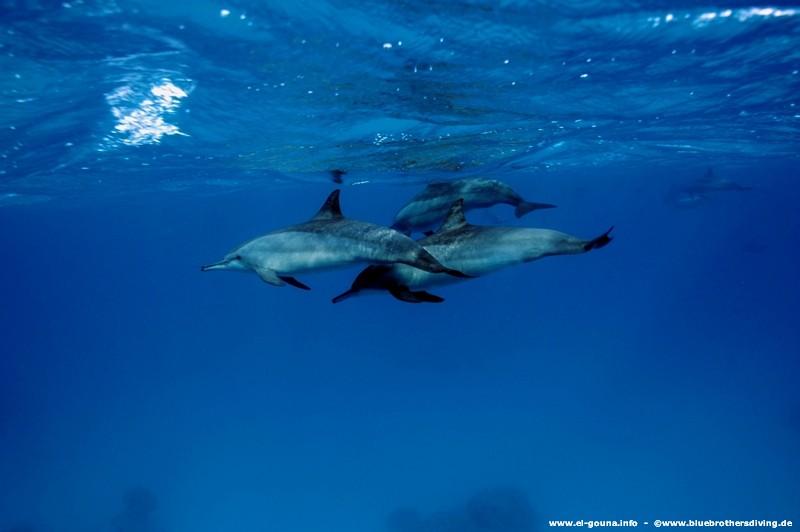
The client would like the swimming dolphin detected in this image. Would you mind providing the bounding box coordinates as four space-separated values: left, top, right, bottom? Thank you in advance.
391 177 556 235
683 168 751 193
667 168 751 208
665 185 711 208
201 190 468 289
333 199 613 303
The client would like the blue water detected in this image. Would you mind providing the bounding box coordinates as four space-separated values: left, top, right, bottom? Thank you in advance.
1 1 799 531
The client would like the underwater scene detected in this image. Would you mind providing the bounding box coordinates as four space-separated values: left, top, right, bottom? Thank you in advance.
1 1 799 531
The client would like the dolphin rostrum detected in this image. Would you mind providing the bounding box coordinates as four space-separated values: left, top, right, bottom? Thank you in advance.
334 199 613 303
202 190 469 289
391 177 556 235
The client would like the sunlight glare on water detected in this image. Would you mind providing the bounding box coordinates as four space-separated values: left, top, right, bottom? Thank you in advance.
104 79 191 148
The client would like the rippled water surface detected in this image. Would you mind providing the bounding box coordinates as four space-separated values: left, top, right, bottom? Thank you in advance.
3 0 799 200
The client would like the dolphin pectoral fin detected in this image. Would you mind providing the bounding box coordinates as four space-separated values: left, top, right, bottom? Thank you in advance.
254 267 286 286
388 286 445 304
445 268 473 279
331 289 356 304
411 290 444 303
413 252 471 278
279 276 311 290
515 201 557 218
583 226 615 251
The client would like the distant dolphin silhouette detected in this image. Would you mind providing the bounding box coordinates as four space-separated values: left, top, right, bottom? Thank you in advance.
334 199 613 303
202 190 468 289
684 168 751 193
667 168 751 208
666 189 711 208
391 177 556 235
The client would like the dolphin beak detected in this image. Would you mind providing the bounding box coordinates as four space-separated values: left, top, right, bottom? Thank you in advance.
201 259 231 271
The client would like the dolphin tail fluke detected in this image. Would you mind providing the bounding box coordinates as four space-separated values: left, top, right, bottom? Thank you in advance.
515 201 557 218
388 286 444 304
583 226 614 251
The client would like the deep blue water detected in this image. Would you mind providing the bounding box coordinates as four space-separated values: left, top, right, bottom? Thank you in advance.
1 1 799 531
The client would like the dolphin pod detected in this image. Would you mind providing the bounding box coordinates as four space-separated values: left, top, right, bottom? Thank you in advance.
391 177 556 235
201 189 469 289
202 178 613 302
333 199 613 304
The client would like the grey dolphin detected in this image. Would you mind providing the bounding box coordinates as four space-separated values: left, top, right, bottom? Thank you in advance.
202 190 468 289
682 168 752 194
334 199 612 303
667 190 711 209
667 168 751 208
391 177 556 235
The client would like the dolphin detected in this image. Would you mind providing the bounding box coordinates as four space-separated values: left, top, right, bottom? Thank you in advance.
682 168 752 194
667 168 751 208
681 168 753 195
201 190 468 289
666 189 711 209
391 177 556 235
333 199 613 303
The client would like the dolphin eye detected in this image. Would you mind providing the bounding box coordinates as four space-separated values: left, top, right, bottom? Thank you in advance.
235 255 242 260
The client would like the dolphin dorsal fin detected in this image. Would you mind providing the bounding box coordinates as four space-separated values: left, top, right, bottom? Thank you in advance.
311 189 344 221
437 198 468 232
